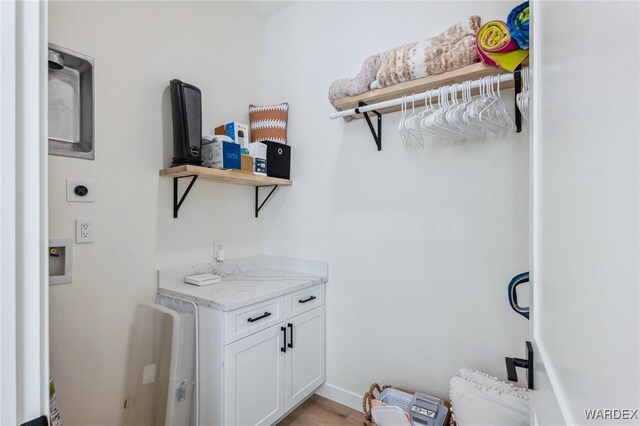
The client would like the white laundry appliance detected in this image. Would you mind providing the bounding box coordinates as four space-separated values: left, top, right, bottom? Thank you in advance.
123 301 197 426
124 256 328 426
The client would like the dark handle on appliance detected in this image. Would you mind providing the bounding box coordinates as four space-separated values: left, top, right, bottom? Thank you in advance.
247 311 271 323
505 357 529 381
281 326 287 353
505 341 534 390
508 272 530 319
287 323 293 348
299 295 317 304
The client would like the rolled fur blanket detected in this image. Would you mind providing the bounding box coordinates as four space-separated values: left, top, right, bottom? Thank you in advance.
371 16 482 90
328 54 382 107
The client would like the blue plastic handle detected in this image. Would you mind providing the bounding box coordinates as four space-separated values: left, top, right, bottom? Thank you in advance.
508 272 530 319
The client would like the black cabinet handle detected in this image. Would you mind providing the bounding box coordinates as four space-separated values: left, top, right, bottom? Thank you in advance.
287 323 294 348
247 311 271 323
281 326 287 353
298 295 316 304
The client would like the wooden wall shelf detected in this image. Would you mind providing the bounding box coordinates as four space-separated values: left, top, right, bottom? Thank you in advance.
159 165 293 218
159 165 293 187
333 62 523 120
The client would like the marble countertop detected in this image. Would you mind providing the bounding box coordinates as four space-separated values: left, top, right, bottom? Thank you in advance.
157 256 328 311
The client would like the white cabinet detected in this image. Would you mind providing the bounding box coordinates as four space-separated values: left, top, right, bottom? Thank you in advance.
224 323 287 426
222 300 326 425
285 306 325 411
157 258 328 426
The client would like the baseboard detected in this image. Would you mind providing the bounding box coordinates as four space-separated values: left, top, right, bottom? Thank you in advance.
315 383 364 413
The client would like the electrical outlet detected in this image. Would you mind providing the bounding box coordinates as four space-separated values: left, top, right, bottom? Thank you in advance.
214 240 224 261
67 179 94 202
76 219 94 243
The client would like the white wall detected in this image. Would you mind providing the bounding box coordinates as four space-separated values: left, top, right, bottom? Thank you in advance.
48 2 270 424
262 1 530 407
49 1 532 423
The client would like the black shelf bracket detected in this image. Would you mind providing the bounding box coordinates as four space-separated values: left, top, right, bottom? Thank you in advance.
514 65 523 133
173 175 198 218
356 101 382 151
171 174 284 218
255 185 279 218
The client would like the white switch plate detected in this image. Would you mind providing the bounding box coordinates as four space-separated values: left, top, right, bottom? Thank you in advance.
67 179 94 202
214 240 224 261
76 219 94 243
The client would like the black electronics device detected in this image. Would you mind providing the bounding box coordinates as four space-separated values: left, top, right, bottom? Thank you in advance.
263 141 291 179
169 79 203 166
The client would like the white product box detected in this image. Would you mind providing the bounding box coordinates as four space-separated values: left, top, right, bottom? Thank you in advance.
248 142 267 159
202 135 236 169
249 142 267 176
230 122 250 152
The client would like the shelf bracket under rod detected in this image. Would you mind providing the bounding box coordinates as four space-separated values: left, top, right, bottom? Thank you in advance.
173 175 198 218
357 101 382 151
514 65 522 133
255 185 279 218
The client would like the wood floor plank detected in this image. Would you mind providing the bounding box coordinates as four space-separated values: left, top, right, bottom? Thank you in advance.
278 395 363 426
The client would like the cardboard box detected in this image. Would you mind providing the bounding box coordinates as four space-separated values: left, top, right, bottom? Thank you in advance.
219 141 240 170
249 142 267 176
249 142 267 159
214 122 249 154
254 158 266 176
240 154 253 173
202 135 231 168
202 136 240 170
227 122 249 151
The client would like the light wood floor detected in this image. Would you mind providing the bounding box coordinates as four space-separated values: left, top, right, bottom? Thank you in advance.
278 395 363 425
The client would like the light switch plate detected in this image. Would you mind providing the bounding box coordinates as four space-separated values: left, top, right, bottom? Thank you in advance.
67 179 94 202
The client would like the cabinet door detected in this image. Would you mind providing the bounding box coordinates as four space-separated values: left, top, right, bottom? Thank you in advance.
224 323 286 426
285 306 326 412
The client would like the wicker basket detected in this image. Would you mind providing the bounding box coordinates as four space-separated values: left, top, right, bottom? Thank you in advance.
363 383 456 426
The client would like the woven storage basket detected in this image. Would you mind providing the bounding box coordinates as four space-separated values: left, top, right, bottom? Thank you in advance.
363 383 456 426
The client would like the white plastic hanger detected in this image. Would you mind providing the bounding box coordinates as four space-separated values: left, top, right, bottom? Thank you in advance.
405 94 425 147
480 75 516 134
398 95 409 148
413 89 436 146
462 80 486 138
419 89 443 141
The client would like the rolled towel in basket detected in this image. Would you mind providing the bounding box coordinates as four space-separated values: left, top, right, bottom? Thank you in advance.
507 1 530 49
476 20 528 72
